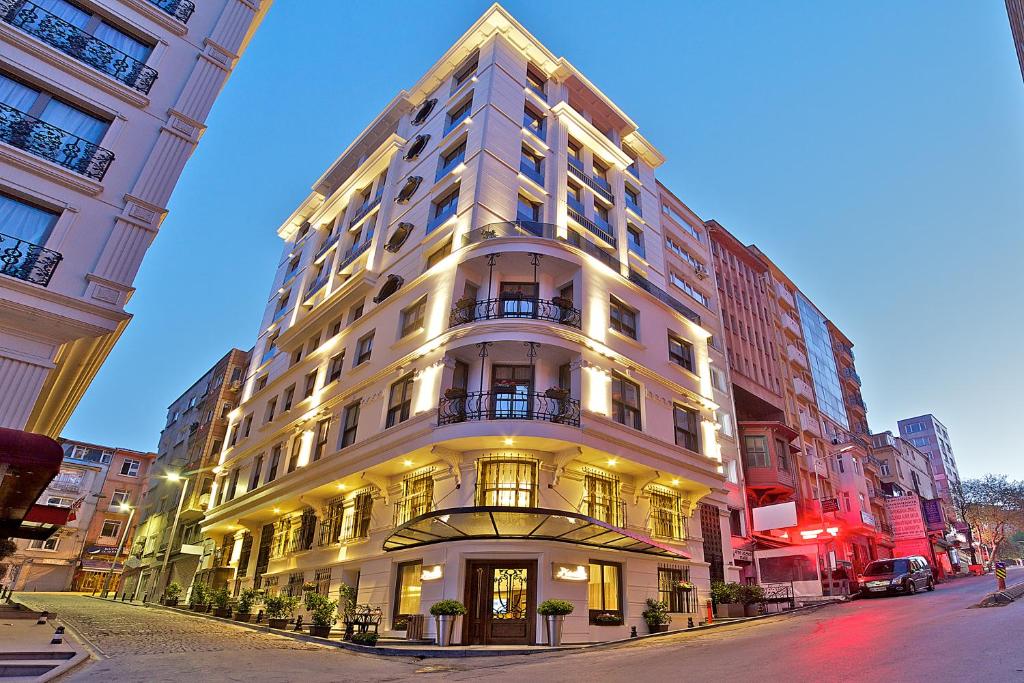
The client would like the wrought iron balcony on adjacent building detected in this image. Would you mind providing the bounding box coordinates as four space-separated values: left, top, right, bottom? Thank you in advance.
1 0 159 94
437 390 581 427
0 231 62 287
146 0 195 23
449 297 582 330
0 102 114 180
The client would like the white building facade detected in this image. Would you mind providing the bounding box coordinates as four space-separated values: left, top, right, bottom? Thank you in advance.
0 0 268 440
199 5 741 645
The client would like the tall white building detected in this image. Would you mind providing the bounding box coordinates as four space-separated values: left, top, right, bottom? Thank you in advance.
897 414 963 518
0 0 268 445
198 4 741 645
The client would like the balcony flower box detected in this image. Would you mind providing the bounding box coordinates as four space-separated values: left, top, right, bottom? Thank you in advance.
545 387 569 401
444 387 467 400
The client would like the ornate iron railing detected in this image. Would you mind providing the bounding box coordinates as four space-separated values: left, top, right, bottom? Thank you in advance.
147 0 194 23
0 231 62 287
628 270 701 324
337 240 370 271
1 0 159 94
568 161 614 202
0 102 114 180
462 220 624 273
567 206 616 246
438 390 580 427
448 297 581 329
349 196 381 228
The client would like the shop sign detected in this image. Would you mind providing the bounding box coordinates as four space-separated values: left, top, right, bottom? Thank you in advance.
885 496 926 540
551 563 589 581
733 549 753 563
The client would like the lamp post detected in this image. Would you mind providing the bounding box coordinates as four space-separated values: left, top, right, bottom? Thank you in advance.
154 465 219 601
100 502 135 597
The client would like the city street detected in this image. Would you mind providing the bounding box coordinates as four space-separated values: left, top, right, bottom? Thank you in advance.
14 569 1024 683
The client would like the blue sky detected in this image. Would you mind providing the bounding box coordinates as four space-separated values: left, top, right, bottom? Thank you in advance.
63 1 1024 479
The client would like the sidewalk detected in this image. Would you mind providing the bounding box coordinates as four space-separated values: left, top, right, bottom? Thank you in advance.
0 604 90 682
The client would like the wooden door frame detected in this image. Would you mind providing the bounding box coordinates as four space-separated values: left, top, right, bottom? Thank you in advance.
462 559 538 646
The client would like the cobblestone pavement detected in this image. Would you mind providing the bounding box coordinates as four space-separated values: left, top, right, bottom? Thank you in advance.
13 593 423 682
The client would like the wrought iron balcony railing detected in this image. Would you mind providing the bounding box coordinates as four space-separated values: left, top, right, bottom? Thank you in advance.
567 161 614 203
567 206 616 246
449 297 582 329
584 497 626 528
0 102 114 180
337 240 371 272
0 231 62 287
628 270 701 324
1 0 159 94
146 0 194 23
843 367 862 385
462 220 623 273
349 196 381 228
438 390 581 427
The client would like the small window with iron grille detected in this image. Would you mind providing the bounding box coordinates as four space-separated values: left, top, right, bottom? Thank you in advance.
395 469 434 525
314 568 332 596
476 456 538 507
286 571 305 597
270 518 291 558
658 566 695 613
340 489 374 541
583 469 623 526
647 485 686 541
319 496 345 546
262 575 279 596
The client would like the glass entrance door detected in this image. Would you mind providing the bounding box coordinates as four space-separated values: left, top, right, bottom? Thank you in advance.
491 365 533 419
464 560 536 645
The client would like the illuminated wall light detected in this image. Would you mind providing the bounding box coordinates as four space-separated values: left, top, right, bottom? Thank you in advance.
414 363 443 415
337 483 347 491
273 507 281 514
552 563 589 581
453 162 467 175
584 366 611 416
420 565 444 581
607 458 618 467
207 482 218 511
671 478 680 486
503 438 515 446
586 295 608 342
403 459 413 467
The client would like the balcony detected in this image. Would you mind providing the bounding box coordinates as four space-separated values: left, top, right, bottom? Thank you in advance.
625 162 640 180
567 206 615 246
146 0 194 23
349 196 381 228
437 390 581 427
843 367 861 385
304 275 328 299
775 281 796 309
519 160 544 186
793 377 814 402
314 232 340 261
337 240 371 272
744 464 796 494
847 393 867 411
0 231 62 287
780 311 801 338
0 102 114 180
567 161 614 203
449 297 582 330
787 344 808 368
628 270 701 324
2 0 158 94
800 413 821 436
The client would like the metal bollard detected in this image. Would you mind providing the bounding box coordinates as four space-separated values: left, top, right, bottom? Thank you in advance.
143 593 149 604
688 617 694 628
256 610 264 623
37 611 49 625
705 599 714 625
51 626 65 645
629 625 637 638
294 615 303 631
996 562 1007 591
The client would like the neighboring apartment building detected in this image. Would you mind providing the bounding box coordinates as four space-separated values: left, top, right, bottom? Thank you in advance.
121 347 249 601
5 439 154 591
708 221 892 596
195 5 739 645
0 0 269 459
897 414 962 520
1008 0 1024 82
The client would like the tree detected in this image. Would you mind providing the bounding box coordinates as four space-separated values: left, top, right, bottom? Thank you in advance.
0 538 16 562
962 476 1024 563
949 478 978 564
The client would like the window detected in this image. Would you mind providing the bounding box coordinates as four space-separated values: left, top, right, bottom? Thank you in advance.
526 64 546 98
393 561 423 630
312 418 331 462
592 158 608 183
588 560 622 623
227 468 240 500
609 297 637 339
658 568 692 613
775 438 791 472
436 139 466 179
396 471 434 524
517 194 541 223
339 402 360 448
568 138 583 168
327 352 345 384
267 445 282 483
476 458 537 506
340 490 374 541
120 458 140 477
649 486 685 540
625 185 641 213
400 298 427 338
354 332 374 366
668 334 694 372
611 374 641 430
673 406 700 452
348 300 365 323
386 374 415 428
710 366 727 392
45 496 73 508
520 145 544 184
595 203 611 230
665 236 703 269
903 422 925 434
523 104 544 137
428 186 460 231
910 436 929 447
452 54 477 92
303 370 317 398
743 435 771 468
661 204 702 241
264 398 277 424
287 437 302 474
241 414 253 438
584 471 622 525
108 489 130 509
100 519 122 538
249 454 264 489
273 290 290 320
445 96 472 135
670 273 711 308
627 225 645 257
29 537 59 551
426 238 452 270
0 191 59 251
282 385 295 412
716 409 734 438
254 374 268 391
729 508 744 537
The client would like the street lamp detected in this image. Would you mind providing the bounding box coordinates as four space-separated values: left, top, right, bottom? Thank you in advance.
154 465 220 600
100 501 135 597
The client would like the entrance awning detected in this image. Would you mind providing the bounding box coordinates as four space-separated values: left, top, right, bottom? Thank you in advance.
383 506 690 559
0 427 64 539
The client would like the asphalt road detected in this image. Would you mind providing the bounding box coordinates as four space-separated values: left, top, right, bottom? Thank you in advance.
14 569 1024 682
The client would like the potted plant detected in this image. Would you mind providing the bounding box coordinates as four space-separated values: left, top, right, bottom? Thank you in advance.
592 612 623 626
429 599 466 647
264 594 299 629
212 587 232 618
677 580 695 592
234 588 261 622
444 387 468 400
544 386 569 401
338 583 358 640
711 581 745 618
189 582 210 612
163 582 183 607
642 598 672 633
306 592 337 638
454 296 476 323
537 599 574 646
550 295 573 311
351 631 378 646
738 583 765 617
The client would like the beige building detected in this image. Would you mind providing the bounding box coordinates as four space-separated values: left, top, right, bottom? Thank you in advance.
870 431 936 501
198 5 741 645
0 0 268 443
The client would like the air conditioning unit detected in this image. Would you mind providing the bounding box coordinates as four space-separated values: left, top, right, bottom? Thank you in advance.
694 264 709 280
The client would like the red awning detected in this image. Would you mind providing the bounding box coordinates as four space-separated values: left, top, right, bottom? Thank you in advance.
23 504 73 526
0 427 65 539
0 426 64 468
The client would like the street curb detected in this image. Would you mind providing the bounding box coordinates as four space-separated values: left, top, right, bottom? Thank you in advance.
85 595 833 658
972 579 1024 608
4 600 94 682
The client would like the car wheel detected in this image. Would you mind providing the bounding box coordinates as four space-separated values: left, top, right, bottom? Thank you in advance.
907 580 917 595
926 579 935 592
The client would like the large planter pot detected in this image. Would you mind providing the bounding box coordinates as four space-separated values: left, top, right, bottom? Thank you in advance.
309 624 332 638
434 615 457 646
233 613 253 623
544 615 565 646
268 618 290 629
164 598 179 607
648 623 670 633
743 603 760 617
214 607 231 618
189 604 206 612
716 603 746 618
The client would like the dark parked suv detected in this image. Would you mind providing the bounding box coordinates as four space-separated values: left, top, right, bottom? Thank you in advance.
859 556 935 597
